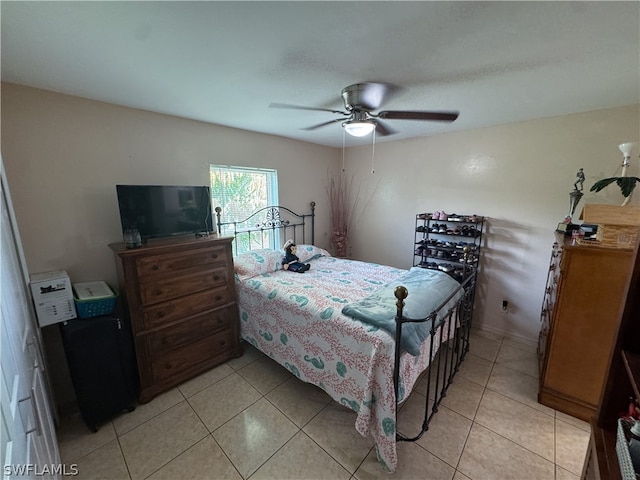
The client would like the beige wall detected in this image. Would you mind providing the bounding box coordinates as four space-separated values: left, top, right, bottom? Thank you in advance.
1 83 340 410
2 82 639 345
344 105 640 340
1 83 337 287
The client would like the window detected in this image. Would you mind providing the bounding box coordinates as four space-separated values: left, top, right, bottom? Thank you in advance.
210 165 279 254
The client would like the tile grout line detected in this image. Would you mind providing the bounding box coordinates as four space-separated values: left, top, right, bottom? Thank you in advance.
452 339 500 477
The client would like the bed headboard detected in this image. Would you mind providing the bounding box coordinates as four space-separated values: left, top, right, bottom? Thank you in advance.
215 201 315 254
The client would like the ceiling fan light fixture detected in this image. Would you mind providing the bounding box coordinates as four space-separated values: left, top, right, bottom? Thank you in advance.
343 120 375 137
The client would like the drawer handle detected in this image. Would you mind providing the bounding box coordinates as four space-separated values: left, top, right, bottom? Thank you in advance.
212 253 219 259
152 265 159 271
162 338 168 345
215 295 222 301
217 318 224 324
165 362 172 370
220 340 226 347
153 289 162 296
157 311 165 318
213 275 220 281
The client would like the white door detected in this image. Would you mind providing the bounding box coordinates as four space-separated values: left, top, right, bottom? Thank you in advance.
1 158 60 479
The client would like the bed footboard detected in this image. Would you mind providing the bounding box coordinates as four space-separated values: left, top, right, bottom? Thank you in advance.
393 272 476 442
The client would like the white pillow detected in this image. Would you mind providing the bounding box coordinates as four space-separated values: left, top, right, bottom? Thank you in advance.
294 244 332 263
234 249 283 279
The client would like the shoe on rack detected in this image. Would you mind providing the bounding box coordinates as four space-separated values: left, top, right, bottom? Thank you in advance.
439 211 447 221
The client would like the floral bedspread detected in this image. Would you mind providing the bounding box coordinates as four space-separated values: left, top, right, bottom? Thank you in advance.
236 256 451 472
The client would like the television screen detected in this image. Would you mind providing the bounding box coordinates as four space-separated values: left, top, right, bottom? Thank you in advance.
116 185 213 240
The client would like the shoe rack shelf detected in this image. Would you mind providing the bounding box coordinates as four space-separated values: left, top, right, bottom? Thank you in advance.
413 212 485 281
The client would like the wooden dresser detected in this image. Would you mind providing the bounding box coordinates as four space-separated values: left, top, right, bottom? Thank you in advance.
538 234 634 421
110 235 241 403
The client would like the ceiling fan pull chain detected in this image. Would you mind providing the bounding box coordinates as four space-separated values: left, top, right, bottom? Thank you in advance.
342 129 346 172
371 128 376 174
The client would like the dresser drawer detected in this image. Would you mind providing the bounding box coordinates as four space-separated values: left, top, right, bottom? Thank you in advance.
142 286 232 330
147 306 235 355
150 329 234 384
139 266 229 305
136 245 228 278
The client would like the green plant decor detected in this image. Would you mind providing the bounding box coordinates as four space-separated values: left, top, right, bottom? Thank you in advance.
590 176 640 205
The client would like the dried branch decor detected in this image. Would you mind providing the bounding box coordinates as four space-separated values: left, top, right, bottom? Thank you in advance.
326 172 360 258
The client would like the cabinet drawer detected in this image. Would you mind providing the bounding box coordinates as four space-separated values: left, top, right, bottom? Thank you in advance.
136 245 227 278
150 329 234 384
139 266 229 305
143 286 232 330
147 306 235 355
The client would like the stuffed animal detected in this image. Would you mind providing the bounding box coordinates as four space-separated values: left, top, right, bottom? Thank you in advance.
282 239 310 273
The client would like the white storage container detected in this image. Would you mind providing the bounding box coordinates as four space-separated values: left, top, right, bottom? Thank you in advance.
30 270 77 327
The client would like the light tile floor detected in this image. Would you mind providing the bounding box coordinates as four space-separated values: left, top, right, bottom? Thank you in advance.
56 329 591 480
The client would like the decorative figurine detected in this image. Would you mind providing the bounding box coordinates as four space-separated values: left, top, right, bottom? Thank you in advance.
574 168 585 191
558 168 585 235
568 167 585 219
282 240 310 273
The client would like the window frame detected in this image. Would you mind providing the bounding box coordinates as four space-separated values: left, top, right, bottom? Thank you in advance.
209 164 279 254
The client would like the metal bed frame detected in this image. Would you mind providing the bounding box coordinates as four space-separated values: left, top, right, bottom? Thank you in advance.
216 201 477 460
215 202 315 254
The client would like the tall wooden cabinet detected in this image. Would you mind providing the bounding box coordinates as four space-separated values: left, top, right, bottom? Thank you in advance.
110 235 241 403
538 235 634 421
582 240 640 479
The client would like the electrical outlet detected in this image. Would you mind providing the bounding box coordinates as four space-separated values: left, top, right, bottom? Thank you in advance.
501 300 509 312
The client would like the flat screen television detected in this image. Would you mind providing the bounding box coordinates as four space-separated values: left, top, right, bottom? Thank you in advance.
116 185 214 241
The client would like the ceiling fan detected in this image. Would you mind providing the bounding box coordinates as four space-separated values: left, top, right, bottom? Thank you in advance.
270 82 459 137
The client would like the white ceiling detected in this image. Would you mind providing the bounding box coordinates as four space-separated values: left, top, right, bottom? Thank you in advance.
2 1 639 148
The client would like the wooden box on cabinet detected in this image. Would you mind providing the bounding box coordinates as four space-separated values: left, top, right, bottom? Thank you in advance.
580 204 640 226
538 236 634 421
110 235 242 403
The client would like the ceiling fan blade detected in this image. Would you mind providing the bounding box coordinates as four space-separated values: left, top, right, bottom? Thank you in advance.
269 102 347 115
377 110 459 122
374 119 397 137
302 118 345 131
